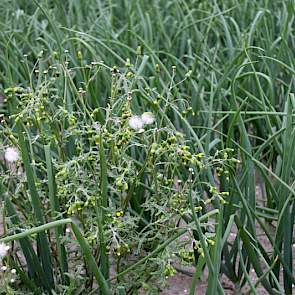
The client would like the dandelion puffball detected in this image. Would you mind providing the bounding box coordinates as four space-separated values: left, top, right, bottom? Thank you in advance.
128 116 144 130
4 147 19 163
0 243 9 259
141 112 154 125
128 112 155 131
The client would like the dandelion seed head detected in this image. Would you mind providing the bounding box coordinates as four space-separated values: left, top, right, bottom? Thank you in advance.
4 147 19 163
128 116 144 130
141 112 154 125
0 243 9 259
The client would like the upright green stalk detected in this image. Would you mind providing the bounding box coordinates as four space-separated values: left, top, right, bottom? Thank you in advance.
16 122 54 290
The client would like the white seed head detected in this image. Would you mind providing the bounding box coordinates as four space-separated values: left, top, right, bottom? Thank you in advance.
128 116 144 130
1 265 7 271
0 243 9 258
11 268 16 274
4 147 19 163
141 112 154 125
